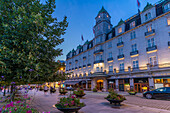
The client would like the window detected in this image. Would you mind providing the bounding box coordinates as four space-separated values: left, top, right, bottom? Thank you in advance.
148 38 155 47
108 42 112 48
145 14 148 21
164 3 170 12
118 37 123 43
119 63 124 70
98 16 100 18
148 13 151 19
133 60 139 69
96 67 99 72
108 25 110 29
167 18 170 25
149 56 157 66
131 31 136 39
130 21 135 28
118 27 122 33
169 32 170 36
146 24 152 32
145 13 151 21
88 52 91 56
107 15 109 18
131 44 137 52
109 65 113 72
119 48 123 55
108 52 112 58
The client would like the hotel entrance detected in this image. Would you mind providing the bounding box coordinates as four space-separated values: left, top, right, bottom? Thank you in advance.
97 80 103 90
134 78 149 92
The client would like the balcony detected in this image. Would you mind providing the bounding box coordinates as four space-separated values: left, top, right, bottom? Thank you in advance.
94 49 104 54
87 64 91 67
146 45 157 53
75 60 78 62
168 41 170 47
145 29 155 38
79 66 82 69
117 54 124 60
83 65 86 68
75 67 78 69
130 50 139 57
117 42 124 47
107 57 113 62
94 60 104 64
69 62 71 65
69 69 71 71
72 68 74 70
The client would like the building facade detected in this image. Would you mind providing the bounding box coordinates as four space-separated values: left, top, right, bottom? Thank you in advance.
65 0 170 92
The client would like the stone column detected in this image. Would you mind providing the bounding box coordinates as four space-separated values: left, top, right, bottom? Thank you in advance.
130 78 134 90
91 78 96 90
86 80 88 89
103 78 108 92
115 79 119 91
149 77 154 90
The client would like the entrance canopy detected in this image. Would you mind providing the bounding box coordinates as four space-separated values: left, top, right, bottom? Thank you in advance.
64 81 80 85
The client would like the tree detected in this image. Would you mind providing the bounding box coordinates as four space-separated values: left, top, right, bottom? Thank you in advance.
0 0 68 86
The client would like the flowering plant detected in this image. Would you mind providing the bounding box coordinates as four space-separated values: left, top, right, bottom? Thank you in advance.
55 95 85 108
0 101 37 113
105 90 126 101
128 89 137 94
59 88 67 94
73 88 85 95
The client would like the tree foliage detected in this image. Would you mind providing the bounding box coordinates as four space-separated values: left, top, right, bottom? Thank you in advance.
0 0 68 84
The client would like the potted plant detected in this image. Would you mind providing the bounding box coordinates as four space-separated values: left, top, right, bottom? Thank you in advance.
55 95 85 113
50 88 56 93
39 86 44 91
105 90 126 106
128 89 137 95
92 88 97 92
59 88 68 95
73 88 86 98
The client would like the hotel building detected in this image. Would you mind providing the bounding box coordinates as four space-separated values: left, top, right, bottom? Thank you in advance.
65 0 170 92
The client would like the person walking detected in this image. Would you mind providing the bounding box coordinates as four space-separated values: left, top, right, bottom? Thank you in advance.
44 85 48 95
50 86 53 95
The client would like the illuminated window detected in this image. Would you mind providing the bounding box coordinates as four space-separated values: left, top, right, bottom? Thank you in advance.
130 21 135 28
107 15 109 18
108 25 110 29
146 24 152 32
118 27 122 33
98 16 100 18
167 18 170 25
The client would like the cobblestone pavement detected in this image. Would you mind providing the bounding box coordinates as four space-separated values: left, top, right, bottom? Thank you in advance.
29 89 170 113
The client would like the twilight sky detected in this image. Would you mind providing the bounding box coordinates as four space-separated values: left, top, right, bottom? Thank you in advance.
52 0 157 61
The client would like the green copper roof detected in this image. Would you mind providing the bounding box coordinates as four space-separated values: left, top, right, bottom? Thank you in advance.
98 6 108 14
84 40 89 45
77 45 82 49
116 19 124 27
143 2 153 12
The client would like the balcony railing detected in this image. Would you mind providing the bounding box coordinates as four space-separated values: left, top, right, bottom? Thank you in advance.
130 50 139 56
69 62 71 64
145 29 155 37
75 67 78 69
72 68 74 70
94 60 104 64
146 45 157 52
83 65 86 67
69 69 71 71
87 64 91 66
117 42 124 47
117 54 124 59
79 66 82 69
107 57 113 61
94 49 104 54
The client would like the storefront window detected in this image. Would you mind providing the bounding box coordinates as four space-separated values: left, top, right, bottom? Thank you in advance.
163 79 170 83
154 79 163 83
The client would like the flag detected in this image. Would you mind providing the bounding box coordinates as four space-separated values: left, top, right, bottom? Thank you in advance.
93 28 95 34
81 35 84 41
137 0 140 8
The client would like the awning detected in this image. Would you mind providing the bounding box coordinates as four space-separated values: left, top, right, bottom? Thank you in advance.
88 72 110 78
64 81 80 85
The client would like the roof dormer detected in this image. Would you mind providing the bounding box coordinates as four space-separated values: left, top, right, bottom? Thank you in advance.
115 19 125 36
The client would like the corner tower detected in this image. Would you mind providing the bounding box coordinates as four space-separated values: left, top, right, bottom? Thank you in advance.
93 6 112 38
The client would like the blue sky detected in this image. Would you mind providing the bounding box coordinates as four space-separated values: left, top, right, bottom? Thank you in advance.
52 0 157 61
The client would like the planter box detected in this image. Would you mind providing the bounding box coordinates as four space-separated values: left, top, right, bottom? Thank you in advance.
75 94 86 98
57 107 83 113
128 92 137 95
106 98 124 106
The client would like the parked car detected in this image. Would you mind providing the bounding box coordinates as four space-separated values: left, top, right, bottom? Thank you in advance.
143 87 170 99
66 87 74 91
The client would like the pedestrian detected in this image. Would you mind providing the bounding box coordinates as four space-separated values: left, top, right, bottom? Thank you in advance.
50 86 53 95
36 85 38 92
44 85 48 95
